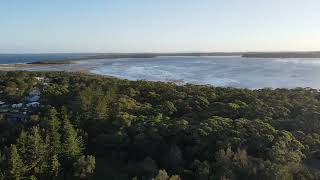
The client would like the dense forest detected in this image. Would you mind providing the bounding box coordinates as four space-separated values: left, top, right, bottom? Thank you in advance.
242 52 320 58
1 71 320 180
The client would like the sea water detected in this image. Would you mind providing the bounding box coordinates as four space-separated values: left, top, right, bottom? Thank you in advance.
4 56 320 89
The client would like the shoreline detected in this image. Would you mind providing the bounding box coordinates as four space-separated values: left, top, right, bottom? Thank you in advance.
1 55 320 90
0 60 89 72
27 53 243 65
25 51 320 65
2 52 320 67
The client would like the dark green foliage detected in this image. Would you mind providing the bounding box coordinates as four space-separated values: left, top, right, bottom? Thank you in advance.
1 71 320 179
73 155 96 179
8 145 25 180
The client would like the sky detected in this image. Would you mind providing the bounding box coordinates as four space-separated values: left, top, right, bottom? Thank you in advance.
0 0 319 53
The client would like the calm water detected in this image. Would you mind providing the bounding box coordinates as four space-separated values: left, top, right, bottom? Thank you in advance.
4 56 320 89
0 54 92 64
89 56 320 89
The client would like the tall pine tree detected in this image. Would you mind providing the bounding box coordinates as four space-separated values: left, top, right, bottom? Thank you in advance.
44 108 62 179
8 145 25 180
62 114 83 160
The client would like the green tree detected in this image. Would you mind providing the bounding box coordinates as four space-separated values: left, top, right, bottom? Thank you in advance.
154 170 181 180
154 170 169 180
8 145 25 180
43 108 62 178
28 175 37 180
46 108 62 156
73 155 96 179
93 95 109 121
192 160 210 180
17 127 46 176
47 154 60 178
62 116 83 160
78 87 93 114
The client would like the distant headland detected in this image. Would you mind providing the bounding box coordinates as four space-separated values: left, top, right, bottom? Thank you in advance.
242 52 320 58
28 52 242 64
1 52 319 66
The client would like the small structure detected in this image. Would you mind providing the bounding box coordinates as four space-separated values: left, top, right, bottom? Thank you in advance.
0 108 8 113
7 112 27 122
12 103 23 109
29 88 41 97
28 88 41 102
1 104 8 108
35 77 44 81
29 95 40 102
0 103 8 112
26 102 40 108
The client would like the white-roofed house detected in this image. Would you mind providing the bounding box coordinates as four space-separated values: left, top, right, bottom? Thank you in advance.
35 77 44 81
29 95 40 102
28 88 41 102
29 88 41 97
26 102 40 108
0 101 7 111
12 103 23 109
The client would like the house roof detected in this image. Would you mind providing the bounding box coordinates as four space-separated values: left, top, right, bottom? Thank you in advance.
29 88 41 96
7 112 28 120
29 95 40 102
12 103 23 108
26 102 40 107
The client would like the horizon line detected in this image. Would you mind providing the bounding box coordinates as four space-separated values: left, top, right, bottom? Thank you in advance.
1 50 320 55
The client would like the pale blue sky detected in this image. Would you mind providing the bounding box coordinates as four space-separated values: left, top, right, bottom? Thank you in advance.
0 0 319 53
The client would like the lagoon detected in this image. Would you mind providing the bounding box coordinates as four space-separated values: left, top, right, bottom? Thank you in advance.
4 56 320 89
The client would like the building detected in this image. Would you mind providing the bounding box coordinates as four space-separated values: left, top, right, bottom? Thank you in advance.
28 88 41 102
26 102 40 108
7 112 27 122
29 88 41 97
35 77 44 81
12 103 23 109
29 95 40 102
0 101 5 105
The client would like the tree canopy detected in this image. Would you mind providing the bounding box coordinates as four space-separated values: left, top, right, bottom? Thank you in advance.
0 71 320 179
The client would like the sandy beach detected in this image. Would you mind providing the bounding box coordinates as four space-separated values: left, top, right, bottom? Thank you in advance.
0 60 92 73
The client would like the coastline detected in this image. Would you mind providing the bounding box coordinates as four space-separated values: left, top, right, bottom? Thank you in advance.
2 52 320 68
0 63 48 70
0 60 90 73
27 52 243 65
2 53 320 90
26 52 320 65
